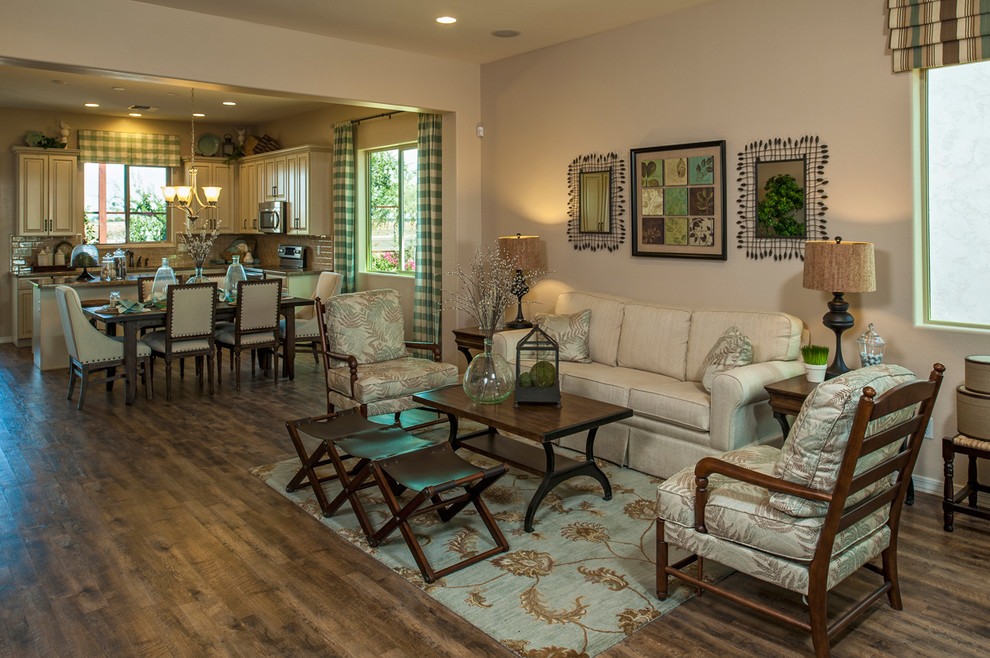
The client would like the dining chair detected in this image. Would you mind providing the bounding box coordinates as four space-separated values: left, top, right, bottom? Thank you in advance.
281 271 343 371
215 278 282 390
656 363 945 658
55 285 152 409
142 282 217 401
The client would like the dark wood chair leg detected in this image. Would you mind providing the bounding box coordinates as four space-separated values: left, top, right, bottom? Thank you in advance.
67 363 78 401
207 354 215 395
142 356 153 401
881 544 902 609
807 581 830 658
234 349 242 391
165 361 172 402
943 437 955 532
968 455 979 507
656 519 669 600
77 364 88 410
216 347 223 386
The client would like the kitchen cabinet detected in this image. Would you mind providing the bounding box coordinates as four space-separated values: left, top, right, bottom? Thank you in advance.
285 147 332 236
12 275 52 346
180 157 235 233
262 155 287 200
237 160 261 233
14 147 80 236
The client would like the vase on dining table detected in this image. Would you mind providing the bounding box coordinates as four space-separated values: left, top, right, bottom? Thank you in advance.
149 257 176 302
223 255 246 301
462 337 515 404
186 261 209 284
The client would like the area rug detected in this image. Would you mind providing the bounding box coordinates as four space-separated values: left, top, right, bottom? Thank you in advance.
251 421 722 658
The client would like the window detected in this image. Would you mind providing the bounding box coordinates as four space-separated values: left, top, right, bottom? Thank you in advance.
366 145 417 274
924 60 990 329
83 163 168 244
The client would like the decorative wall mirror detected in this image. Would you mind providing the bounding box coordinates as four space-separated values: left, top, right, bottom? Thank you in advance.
567 152 626 251
737 136 829 260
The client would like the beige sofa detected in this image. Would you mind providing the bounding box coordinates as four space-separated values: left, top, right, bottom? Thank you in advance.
493 290 806 478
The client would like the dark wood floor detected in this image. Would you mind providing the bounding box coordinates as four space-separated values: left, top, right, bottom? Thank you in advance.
0 343 987 657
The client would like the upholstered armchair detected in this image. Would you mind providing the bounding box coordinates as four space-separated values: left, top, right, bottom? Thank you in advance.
55 285 152 409
317 288 458 423
657 364 944 658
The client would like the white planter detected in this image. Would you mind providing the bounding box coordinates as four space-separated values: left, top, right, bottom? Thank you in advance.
804 363 827 383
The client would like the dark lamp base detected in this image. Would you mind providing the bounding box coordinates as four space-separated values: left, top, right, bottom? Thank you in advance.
506 320 532 329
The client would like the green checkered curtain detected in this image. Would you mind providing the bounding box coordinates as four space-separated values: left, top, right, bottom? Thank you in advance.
332 122 357 294
888 0 990 72
414 113 443 344
77 130 181 166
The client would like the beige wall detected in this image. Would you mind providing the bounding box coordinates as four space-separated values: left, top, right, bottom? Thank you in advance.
1 0 484 361
480 0 981 486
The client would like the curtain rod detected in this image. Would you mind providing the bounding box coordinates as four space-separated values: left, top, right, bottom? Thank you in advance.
351 110 402 125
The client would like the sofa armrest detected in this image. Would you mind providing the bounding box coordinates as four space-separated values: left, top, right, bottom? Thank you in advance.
492 329 532 364
708 359 806 452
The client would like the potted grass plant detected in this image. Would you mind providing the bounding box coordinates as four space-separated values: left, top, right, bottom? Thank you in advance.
801 344 830 383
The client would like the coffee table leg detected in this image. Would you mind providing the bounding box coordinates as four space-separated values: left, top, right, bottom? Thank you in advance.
445 413 459 444
525 443 559 533
585 428 612 502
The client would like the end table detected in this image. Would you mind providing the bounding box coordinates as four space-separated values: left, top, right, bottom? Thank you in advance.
452 326 489 365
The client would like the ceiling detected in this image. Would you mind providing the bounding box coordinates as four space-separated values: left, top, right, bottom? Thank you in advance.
0 0 717 124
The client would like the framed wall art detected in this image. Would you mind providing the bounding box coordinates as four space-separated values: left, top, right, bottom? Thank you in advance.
566 152 626 252
630 140 726 260
736 136 829 260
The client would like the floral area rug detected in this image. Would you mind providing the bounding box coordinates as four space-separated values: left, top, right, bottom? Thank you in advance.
250 420 721 658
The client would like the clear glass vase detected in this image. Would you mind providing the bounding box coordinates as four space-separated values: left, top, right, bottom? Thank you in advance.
186 265 209 284
150 257 177 302
463 338 515 404
223 255 246 301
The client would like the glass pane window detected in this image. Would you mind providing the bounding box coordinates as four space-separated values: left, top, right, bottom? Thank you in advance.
366 145 417 274
84 163 167 244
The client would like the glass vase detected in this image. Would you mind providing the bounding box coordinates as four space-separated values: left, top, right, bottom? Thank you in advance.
463 338 515 404
186 264 209 284
150 257 177 302
223 255 246 301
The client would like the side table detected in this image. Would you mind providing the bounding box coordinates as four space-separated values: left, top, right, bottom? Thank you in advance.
452 326 488 365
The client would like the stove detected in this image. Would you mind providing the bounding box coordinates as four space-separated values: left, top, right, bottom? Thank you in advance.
277 245 306 271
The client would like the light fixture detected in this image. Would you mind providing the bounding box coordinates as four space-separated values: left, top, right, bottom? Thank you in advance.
128 113 142 117
161 88 221 224
498 233 542 329
222 101 236 106
84 103 100 108
436 16 457 24
802 237 876 379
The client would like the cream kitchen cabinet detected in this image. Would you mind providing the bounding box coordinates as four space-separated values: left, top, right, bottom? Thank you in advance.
179 157 235 233
262 155 287 200
285 147 332 236
14 147 80 236
237 160 261 234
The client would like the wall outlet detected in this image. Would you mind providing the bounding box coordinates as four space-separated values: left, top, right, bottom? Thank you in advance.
925 418 934 439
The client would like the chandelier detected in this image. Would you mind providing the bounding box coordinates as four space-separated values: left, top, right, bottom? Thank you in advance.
161 88 221 223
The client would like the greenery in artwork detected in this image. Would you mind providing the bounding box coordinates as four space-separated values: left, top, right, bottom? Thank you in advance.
757 173 805 237
641 160 662 187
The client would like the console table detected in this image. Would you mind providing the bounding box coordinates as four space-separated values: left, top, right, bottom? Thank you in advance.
452 326 495 365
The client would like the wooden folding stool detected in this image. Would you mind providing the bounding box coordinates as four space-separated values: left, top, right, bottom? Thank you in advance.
367 442 510 583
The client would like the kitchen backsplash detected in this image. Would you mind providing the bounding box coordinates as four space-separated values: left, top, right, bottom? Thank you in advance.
10 233 333 274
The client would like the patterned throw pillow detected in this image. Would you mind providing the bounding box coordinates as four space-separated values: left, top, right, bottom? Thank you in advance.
535 309 592 363
700 326 754 392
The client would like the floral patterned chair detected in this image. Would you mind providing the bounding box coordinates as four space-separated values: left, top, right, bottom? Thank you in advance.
317 289 458 425
656 363 945 658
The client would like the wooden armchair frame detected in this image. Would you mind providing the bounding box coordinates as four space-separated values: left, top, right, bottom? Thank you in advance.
657 364 944 658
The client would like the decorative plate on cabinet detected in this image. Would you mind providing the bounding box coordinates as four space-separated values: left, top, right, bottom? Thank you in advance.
197 133 220 156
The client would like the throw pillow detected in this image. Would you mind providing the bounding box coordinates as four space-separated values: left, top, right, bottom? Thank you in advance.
535 309 592 363
700 326 754 392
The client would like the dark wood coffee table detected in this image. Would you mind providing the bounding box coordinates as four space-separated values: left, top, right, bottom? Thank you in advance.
413 386 633 532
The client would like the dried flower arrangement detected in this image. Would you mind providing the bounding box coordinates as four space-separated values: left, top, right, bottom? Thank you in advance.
180 222 220 270
445 245 547 340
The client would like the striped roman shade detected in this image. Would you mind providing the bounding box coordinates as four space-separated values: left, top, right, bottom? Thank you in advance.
77 130 181 167
888 0 990 72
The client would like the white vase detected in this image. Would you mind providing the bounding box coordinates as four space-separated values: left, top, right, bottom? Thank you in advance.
804 363 827 383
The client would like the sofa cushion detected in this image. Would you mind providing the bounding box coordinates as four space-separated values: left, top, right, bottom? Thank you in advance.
628 379 711 432
535 309 591 363
686 309 802 381
700 326 754 392
770 364 916 517
555 291 625 366
616 303 692 380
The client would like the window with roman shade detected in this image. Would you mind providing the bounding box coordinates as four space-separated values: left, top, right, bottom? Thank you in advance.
888 0 990 72
77 130 181 167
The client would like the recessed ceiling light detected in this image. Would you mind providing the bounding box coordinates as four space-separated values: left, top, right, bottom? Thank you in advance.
436 16 456 24
128 113 142 117
491 29 521 38
52 79 67 85
84 103 100 108
222 101 236 106
193 112 205 117
112 87 126 92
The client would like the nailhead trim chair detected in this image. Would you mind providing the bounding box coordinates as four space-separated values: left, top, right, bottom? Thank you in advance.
55 285 152 409
656 363 944 658
142 282 217 401
280 271 343 375
215 278 282 390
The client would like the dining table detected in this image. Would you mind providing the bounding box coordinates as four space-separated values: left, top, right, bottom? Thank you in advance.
83 294 314 404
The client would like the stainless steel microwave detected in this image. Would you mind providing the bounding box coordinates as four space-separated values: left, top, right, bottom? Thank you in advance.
258 201 285 233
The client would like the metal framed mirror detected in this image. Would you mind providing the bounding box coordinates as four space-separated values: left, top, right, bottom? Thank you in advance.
567 152 626 252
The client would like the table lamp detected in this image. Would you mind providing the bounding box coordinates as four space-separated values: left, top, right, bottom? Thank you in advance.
498 233 541 329
803 237 876 379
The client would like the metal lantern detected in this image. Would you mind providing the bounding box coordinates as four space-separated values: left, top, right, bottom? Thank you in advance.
514 326 561 407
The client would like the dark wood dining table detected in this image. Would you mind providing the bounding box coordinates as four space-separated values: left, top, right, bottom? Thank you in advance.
83 295 313 404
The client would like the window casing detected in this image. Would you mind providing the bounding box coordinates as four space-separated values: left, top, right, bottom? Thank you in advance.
83 162 168 244
922 60 990 330
364 144 417 274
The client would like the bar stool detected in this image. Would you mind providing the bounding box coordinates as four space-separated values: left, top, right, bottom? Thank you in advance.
942 434 990 531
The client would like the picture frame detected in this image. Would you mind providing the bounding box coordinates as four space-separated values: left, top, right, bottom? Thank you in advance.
630 140 726 260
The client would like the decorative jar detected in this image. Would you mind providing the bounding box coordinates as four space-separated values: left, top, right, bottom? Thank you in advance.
150 257 177 302
857 323 886 368
223 254 246 301
463 338 515 404
186 266 209 284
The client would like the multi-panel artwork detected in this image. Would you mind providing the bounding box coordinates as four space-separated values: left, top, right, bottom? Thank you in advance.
630 141 726 260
